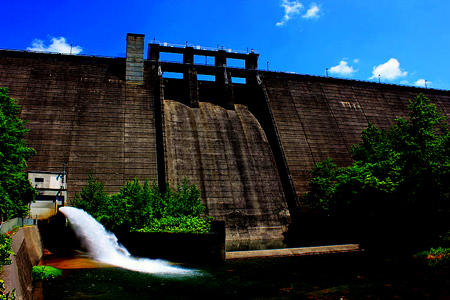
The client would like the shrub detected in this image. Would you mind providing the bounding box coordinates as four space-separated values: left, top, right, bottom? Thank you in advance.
71 170 109 219
0 234 14 271
0 280 16 300
137 216 213 234
415 247 450 268
31 266 62 281
0 232 16 299
72 173 212 234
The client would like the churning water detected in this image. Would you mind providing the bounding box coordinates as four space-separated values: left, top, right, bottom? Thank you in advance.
59 207 194 275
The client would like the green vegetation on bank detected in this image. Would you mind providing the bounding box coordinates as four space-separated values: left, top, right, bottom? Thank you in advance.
0 232 15 299
32 266 62 281
0 233 13 270
0 280 15 300
415 247 450 268
0 87 36 221
0 87 35 300
72 172 212 234
304 93 450 257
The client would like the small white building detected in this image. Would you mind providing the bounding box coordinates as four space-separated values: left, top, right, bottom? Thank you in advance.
27 169 67 219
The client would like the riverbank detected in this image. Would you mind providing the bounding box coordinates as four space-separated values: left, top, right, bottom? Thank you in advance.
0 226 43 300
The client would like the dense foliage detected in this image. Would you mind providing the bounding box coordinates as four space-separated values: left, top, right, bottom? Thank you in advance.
0 280 15 300
415 247 450 268
0 87 34 299
0 87 36 221
136 215 212 234
32 266 62 281
304 94 450 247
0 234 13 269
0 233 15 300
72 172 211 233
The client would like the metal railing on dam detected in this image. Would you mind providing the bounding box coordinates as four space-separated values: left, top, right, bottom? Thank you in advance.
0 218 38 234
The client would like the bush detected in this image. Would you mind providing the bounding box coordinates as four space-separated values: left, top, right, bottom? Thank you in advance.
137 216 213 234
0 234 14 271
72 173 212 234
0 234 16 300
0 280 16 300
31 266 62 281
71 170 109 219
415 247 450 268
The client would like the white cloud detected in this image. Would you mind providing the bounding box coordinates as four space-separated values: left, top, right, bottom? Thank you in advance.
329 60 357 76
353 58 360 64
276 0 303 26
303 3 320 19
400 80 410 85
369 58 407 81
415 79 431 87
27 36 83 54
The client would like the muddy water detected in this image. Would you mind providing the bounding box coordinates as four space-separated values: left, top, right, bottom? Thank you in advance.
39 251 115 270
34 250 195 299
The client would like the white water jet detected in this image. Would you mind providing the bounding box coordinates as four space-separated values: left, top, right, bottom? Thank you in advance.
59 206 194 275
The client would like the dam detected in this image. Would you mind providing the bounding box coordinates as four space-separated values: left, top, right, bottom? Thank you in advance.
1 33 450 241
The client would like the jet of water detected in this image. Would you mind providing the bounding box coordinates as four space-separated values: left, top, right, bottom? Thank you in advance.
59 206 194 275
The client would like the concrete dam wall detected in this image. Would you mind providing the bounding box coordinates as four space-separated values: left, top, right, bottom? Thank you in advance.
164 101 288 240
261 75 450 207
0 49 158 195
1 33 450 241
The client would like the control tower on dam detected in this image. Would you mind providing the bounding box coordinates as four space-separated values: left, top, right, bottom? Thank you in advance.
1 33 450 242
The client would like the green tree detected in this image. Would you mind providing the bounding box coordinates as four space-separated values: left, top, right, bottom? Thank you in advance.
163 178 204 218
72 173 211 233
304 94 450 247
0 87 36 221
71 170 109 218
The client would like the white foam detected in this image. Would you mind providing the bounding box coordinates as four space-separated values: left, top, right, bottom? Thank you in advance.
59 206 194 275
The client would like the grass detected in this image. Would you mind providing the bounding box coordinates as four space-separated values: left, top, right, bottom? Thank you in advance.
37 251 450 299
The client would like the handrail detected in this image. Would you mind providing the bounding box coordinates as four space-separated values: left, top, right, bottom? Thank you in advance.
0 218 38 234
149 40 259 55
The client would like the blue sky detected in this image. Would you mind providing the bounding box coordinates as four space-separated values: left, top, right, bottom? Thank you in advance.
1 0 449 90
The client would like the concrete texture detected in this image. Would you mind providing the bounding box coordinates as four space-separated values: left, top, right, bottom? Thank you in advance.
260 74 450 209
226 244 360 259
0 226 43 300
164 100 289 240
126 33 145 84
28 200 57 219
0 50 158 196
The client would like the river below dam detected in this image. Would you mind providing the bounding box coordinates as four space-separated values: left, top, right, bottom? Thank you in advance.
35 249 363 300
32 207 450 299
34 250 450 300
